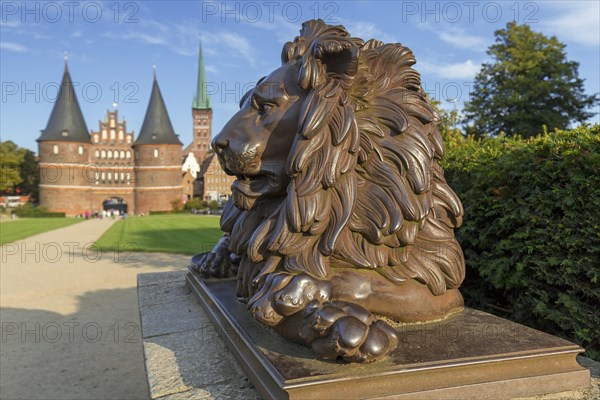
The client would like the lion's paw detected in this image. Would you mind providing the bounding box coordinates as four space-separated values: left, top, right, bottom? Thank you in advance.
190 236 239 279
248 273 397 362
248 273 332 326
309 303 398 363
248 272 294 326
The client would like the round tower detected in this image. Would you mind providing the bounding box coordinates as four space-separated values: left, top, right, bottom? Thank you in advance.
37 59 92 216
133 71 183 214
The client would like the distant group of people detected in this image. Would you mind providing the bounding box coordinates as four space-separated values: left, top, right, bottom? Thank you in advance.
190 208 211 215
76 209 127 220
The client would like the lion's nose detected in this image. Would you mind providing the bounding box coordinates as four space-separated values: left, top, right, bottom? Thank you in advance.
212 137 229 154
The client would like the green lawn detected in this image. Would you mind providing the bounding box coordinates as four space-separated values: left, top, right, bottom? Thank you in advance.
0 218 82 245
94 214 223 255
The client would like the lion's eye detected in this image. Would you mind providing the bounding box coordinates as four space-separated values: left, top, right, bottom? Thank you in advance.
257 103 273 117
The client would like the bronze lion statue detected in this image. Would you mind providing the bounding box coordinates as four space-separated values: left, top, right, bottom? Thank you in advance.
193 19 465 363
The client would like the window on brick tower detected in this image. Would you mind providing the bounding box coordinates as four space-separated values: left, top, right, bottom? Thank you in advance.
53 145 59 154
94 135 99 143
102 129 107 140
110 130 116 140
153 149 159 158
126 150 131 159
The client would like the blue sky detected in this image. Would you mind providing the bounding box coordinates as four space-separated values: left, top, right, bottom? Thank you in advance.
1 1 599 152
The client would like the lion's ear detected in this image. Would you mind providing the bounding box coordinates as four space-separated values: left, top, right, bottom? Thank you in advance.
312 36 359 80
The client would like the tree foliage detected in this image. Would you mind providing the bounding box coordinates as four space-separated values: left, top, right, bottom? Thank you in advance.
463 22 599 138
0 141 38 195
19 149 39 198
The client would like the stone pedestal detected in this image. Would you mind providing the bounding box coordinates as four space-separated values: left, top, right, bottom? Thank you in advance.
186 269 590 400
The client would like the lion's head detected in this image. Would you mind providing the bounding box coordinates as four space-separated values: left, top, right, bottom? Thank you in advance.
213 19 465 299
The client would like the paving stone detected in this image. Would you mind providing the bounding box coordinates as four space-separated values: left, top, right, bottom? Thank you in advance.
138 271 187 287
139 281 193 308
144 329 253 399
139 295 210 338
157 380 261 400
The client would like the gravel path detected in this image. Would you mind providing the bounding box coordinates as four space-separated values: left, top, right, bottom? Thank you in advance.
1 219 189 399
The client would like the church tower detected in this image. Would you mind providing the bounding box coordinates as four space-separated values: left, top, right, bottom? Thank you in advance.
189 41 212 164
133 69 183 214
37 59 92 215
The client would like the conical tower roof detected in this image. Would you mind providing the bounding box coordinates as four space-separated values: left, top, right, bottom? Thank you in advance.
192 40 211 110
135 71 182 145
38 60 90 143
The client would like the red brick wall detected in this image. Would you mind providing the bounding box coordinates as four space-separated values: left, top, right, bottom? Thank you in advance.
134 187 182 214
39 186 91 215
133 144 182 214
191 108 212 163
38 141 92 215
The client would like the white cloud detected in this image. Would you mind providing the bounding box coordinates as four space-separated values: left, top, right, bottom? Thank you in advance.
437 29 488 50
0 21 21 29
541 2 600 46
102 19 260 69
0 42 28 52
418 59 481 79
123 32 168 46
215 32 257 67
342 20 397 43
420 24 488 51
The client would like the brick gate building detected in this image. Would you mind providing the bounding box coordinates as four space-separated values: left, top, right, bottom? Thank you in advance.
37 61 183 216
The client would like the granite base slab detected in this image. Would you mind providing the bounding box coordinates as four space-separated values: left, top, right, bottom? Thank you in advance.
186 269 591 400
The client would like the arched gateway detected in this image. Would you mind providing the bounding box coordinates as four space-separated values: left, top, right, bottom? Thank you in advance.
103 197 127 213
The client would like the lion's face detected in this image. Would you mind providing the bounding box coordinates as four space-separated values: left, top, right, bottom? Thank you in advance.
212 64 306 210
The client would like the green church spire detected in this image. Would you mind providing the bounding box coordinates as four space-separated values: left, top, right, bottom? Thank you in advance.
193 40 211 110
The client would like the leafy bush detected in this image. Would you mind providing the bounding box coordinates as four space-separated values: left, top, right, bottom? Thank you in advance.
442 125 600 360
12 203 65 218
184 197 205 211
170 198 183 212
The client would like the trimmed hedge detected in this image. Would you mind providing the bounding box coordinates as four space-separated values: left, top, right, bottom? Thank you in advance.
442 125 600 360
148 210 187 215
27 212 66 218
12 203 65 218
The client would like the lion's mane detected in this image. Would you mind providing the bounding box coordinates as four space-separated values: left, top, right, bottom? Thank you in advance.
221 20 465 299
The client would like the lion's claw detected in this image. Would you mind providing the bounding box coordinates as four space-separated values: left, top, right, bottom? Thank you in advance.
248 272 294 326
192 236 239 279
248 273 332 326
